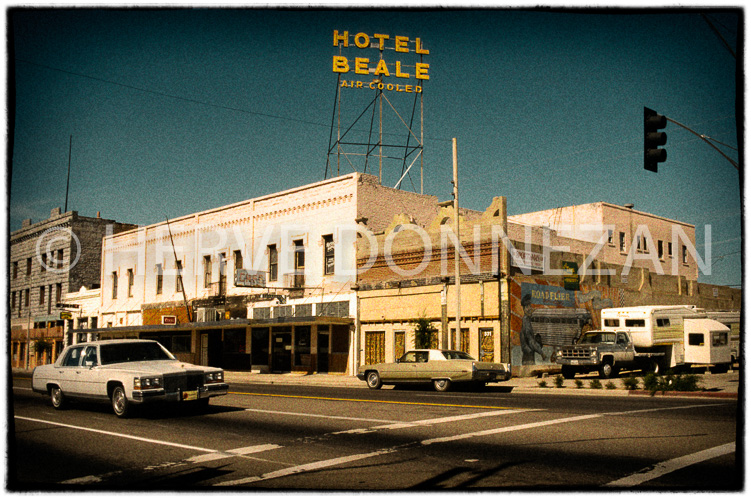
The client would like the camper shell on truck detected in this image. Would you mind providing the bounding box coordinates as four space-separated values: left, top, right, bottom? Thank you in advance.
600 306 732 373
706 310 741 366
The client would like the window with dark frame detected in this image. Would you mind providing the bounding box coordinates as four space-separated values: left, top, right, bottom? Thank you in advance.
127 269 134 297
293 240 305 288
234 250 243 274
176 260 184 292
156 264 163 295
203 255 212 288
323 234 335 275
619 232 626 252
268 244 278 282
112 272 118 299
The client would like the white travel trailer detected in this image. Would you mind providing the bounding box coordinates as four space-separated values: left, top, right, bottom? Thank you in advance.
706 310 741 366
600 305 732 372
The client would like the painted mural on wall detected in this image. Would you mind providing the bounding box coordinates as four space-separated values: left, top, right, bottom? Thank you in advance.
510 278 620 367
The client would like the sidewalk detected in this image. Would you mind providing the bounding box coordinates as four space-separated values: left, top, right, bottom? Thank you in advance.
224 370 741 399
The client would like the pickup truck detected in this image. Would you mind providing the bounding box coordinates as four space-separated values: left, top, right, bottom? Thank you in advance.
552 330 661 379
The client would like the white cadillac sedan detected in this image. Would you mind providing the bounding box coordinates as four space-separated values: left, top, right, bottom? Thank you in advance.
32 339 228 418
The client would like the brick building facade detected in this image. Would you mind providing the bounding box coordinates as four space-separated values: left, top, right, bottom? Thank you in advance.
9 208 136 368
356 198 740 376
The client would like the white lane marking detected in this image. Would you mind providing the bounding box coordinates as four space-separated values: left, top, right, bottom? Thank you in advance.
15 416 217 453
333 408 534 434
187 444 282 464
609 403 728 415
421 413 603 445
245 408 401 424
215 447 400 487
605 442 736 487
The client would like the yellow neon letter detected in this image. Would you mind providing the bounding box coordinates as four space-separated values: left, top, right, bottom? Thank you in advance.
395 61 409 78
415 62 429 80
374 59 390 77
332 56 350 73
415 38 429 55
373 33 389 51
354 32 370 49
355 57 370 75
333 30 349 47
395 35 409 53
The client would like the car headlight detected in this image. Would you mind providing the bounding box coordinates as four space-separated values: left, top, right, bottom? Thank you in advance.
134 376 162 390
205 371 224 384
590 350 598 357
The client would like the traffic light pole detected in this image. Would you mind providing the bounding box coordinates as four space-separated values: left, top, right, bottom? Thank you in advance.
664 116 739 171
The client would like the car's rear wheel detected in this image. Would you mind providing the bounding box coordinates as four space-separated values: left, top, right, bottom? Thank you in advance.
366 371 382 389
433 379 451 392
111 385 132 418
50 386 67 409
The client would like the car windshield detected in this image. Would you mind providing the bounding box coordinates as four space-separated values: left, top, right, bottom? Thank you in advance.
579 332 616 344
99 342 174 365
441 351 475 360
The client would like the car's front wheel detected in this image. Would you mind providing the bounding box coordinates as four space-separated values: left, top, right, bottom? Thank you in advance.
366 371 382 390
111 385 132 418
433 379 451 392
50 385 67 410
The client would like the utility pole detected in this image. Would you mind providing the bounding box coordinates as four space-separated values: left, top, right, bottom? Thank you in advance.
498 196 511 364
64 135 72 213
452 138 461 351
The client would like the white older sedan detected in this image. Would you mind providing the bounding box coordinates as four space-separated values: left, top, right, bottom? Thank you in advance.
32 339 228 418
357 349 512 392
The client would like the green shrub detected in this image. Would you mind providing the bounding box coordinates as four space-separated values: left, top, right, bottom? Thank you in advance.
605 381 617 390
589 379 602 389
642 372 660 392
574 379 584 389
622 376 640 390
538 380 548 388
554 374 565 388
673 373 701 392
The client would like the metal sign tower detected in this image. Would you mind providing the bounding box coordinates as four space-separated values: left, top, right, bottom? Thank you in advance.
325 30 428 193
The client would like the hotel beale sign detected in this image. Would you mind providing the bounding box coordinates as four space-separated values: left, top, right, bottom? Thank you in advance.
332 30 429 93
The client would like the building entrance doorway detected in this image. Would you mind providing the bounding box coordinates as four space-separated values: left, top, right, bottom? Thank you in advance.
272 331 292 372
317 333 329 373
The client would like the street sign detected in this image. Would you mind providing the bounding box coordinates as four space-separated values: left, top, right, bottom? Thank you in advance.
60 312 72 320
235 269 266 288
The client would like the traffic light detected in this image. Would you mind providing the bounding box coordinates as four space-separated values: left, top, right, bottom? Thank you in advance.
644 107 667 172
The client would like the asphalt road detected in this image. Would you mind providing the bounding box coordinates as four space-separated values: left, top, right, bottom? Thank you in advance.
8 376 740 491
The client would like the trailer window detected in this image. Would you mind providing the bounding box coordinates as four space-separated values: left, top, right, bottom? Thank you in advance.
712 332 728 347
625 319 646 328
656 318 671 327
604 319 620 327
688 333 705 346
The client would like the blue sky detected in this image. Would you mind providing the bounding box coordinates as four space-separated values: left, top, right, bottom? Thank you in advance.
7 7 741 286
